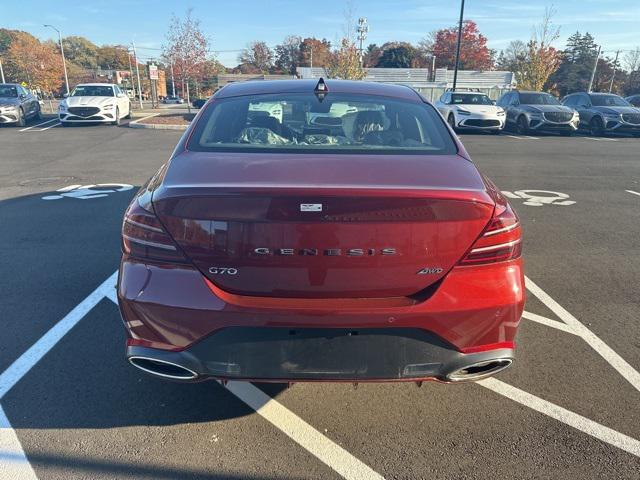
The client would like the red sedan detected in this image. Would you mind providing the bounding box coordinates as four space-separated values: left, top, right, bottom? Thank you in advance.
117 79 524 384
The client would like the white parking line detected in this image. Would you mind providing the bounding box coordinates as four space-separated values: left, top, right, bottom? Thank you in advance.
2 270 640 480
522 311 577 335
38 122 61 131
583 136 617 142
0 272 117 399
225 381 384 480
0 406 38 480
505 135 540 140
18 118 57 132
479 378 640 457
625 190 640 197
525 276 640 393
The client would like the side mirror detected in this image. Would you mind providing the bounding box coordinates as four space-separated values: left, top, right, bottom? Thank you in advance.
491 100 496 105
63 93 69 98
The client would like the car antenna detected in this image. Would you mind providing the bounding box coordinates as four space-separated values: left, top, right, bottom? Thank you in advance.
314 77 328 102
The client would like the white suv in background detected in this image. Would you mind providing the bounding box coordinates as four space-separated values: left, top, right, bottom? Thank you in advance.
435 91 505 134
59 83 131 126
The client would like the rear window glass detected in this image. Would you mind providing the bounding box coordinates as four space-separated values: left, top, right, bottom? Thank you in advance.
188 92 456 155
451 93 492 105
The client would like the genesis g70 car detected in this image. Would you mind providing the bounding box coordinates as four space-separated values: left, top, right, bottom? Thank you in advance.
117 79 525 384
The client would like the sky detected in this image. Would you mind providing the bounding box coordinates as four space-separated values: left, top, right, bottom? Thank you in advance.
3 0 640 67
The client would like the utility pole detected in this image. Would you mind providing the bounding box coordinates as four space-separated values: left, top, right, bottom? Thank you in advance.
310 48 313 69
609 50 620 93
588 45 601 93
356 17 369 67
132 40 144 109
452 0 466 91
170 60 176 97
0 58 5 83
44 24 70 95
126 49 135 99
431 55 436 82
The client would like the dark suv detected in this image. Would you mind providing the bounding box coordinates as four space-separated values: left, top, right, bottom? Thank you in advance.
563 92 640 136
0 83 41 126
496 90 579 135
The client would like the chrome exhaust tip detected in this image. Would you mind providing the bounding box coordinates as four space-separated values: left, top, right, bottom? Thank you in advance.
446 358 513 382
128 356 199 380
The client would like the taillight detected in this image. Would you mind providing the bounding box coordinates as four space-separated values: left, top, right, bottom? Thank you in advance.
122 198 187 262
458 200 522 266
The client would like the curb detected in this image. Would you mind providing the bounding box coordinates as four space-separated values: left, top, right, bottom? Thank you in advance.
128 113 189 131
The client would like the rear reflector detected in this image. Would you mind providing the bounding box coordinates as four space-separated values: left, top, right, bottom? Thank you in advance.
122 198 187 262
458 199 522 266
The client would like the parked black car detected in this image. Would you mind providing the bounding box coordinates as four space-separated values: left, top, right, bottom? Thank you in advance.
562 92 640 136
496 90 579 135
192 97 207 109
0 83 41 126
625 94 640 108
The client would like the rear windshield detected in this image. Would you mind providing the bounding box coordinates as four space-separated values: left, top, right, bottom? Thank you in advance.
451 93 492 105
188 92 456 155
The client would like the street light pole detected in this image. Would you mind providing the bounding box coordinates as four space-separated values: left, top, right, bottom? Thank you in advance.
588 45 601 93
609 50 620 93
44 24 69 95
0 58 5 83
452 0 465 91
132 40 144 109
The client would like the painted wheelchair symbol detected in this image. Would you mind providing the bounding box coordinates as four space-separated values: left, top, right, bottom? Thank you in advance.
501 190 576 207
42 183 134 200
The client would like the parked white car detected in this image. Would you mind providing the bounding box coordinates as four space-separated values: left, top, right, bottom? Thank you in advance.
59 83 131 126
434 91 505 133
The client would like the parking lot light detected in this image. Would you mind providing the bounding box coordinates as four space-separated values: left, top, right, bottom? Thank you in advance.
43 24 70 96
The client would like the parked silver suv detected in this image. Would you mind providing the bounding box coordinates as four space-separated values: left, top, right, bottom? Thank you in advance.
563 92 640 136
496 90 579 136
0 83 41 126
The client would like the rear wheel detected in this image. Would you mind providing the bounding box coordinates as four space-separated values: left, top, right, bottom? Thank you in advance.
516 115 529 134
589 116 604 136
16 108 26 127
447 113 456 131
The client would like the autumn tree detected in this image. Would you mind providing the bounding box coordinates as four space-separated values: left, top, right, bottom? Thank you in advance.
238 41 273 73
375 42 423 68
163 9 209 110
427 20 493 70
299 38 332 68
8 34 63 93
517 8 561 91
274 35 301 74
63 36 98 69
326 38 365 80
362 44 382 68
496 40 527 72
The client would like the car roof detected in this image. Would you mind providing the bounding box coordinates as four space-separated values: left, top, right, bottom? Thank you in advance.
215 79 422 102
0 83 20 87
514 90 553 95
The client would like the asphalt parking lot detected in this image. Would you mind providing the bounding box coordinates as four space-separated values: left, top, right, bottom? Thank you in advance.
1 118 639 479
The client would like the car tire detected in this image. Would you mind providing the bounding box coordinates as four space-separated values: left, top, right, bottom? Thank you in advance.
447 113 456 131
516 115 529 135
16 108 26 127
589 117 604 136
112 107 120 126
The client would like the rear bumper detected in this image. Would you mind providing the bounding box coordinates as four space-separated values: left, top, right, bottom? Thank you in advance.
117 256 524 382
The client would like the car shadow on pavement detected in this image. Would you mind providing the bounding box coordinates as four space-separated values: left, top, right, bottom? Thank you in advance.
1 190 288 430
